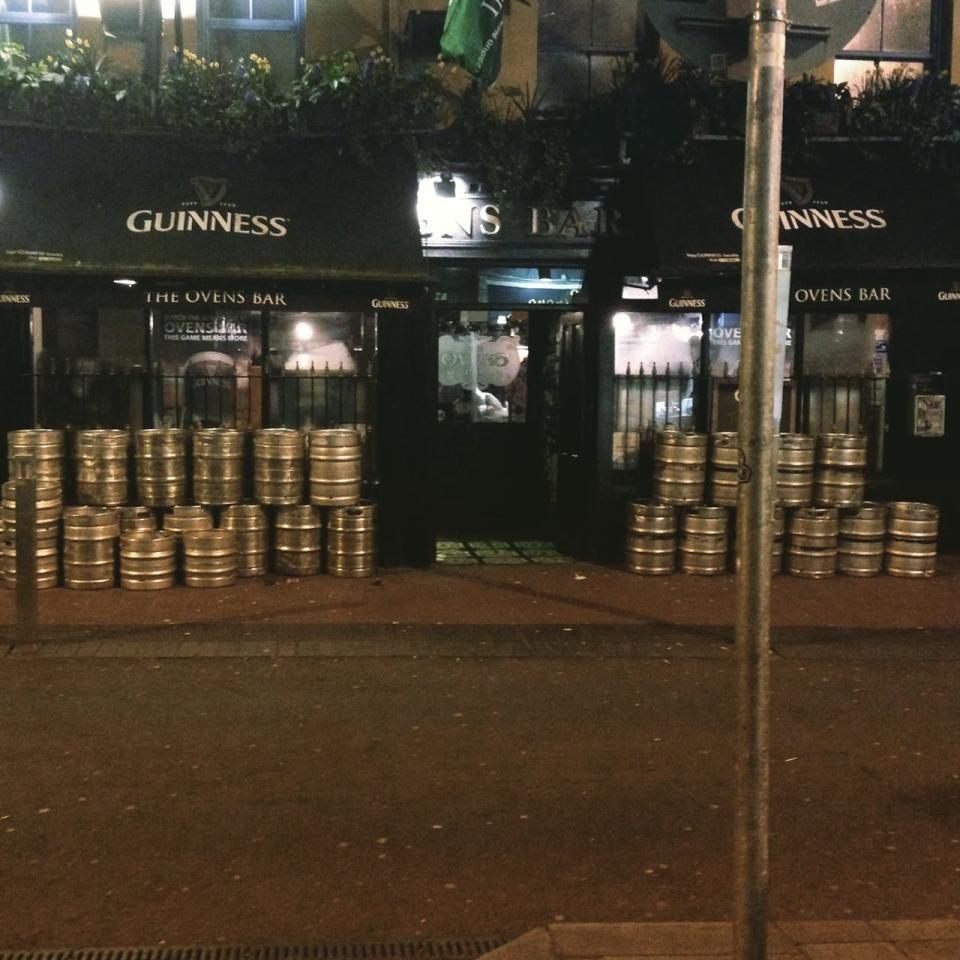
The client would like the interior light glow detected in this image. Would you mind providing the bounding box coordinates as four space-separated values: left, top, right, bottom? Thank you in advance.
75 0 101 17
113 278 137 287
612 312 634 336
293 320 314 342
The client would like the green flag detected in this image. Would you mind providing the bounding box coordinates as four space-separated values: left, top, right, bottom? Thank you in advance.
440 0 505 88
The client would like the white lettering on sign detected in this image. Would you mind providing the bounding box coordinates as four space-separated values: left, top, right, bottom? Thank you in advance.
147 289 287 306
161 318 250 343
793 286 890 304
371 298 410 310
0 293 31 304
667 297 706 308
937 290 960 301
127 209 289 237
731 207 888 230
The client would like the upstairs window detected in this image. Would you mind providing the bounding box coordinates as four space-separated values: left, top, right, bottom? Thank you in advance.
0 0 74 59
201 0 302 85
834 0 940 88
538 0 640 104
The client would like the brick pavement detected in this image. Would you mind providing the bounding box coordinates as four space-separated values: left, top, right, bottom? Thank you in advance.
482 920 960 959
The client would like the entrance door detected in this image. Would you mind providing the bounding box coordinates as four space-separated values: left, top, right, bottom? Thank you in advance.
435 310 548 539
0 306 34 471
554 312 588 555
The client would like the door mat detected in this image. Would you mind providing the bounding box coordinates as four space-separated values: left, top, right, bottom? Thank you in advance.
435 540 573 564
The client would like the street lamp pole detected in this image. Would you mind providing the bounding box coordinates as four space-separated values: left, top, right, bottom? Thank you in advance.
734 0 787 956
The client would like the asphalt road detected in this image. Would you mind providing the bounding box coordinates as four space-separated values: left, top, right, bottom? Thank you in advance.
2 648 959 948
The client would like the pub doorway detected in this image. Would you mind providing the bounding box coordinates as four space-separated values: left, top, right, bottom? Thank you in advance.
434 308 586 553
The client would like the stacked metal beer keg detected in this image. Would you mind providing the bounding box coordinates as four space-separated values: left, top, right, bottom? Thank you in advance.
1 478 62 589
62 506 120 589
626 427 940 579
221 504 269 577
886 502 939 577
254 429 304 505
76 429 129 507
120 530 177 590
815 434 868 507
7 430 65 496
3 424 380 588
194 429 244 506
837 502 887 577
275 504 322 576
625 501 676 575
136 429 187 507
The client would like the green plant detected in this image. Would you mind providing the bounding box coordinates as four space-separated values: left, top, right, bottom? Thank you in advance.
782 74 851 164
448 84 574 211
0 32 150 126
158 49 283 153
848 66 960 164
288 49 442 161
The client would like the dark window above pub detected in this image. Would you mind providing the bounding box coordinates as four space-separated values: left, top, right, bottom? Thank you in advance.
537 0 643 105
834 0 945 88
200 0 303 85
0 0 74 59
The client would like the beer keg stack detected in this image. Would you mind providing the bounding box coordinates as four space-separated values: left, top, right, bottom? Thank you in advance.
624 429 940 578
1 479 62 589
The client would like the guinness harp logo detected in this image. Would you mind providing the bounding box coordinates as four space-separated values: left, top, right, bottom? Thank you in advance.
191 177 229 208
781 176 814 206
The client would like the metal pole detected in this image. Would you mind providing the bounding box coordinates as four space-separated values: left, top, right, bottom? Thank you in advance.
734 0 787 956
13 454 39 647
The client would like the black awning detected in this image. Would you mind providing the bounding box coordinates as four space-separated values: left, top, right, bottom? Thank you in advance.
627 141 960 277
0 128 425 282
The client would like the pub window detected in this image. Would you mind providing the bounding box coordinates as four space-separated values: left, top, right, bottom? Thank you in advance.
611 311 702 469
0 0 74 60
438 310 529 425
798 313 890 471
266 311 374 433
834 0 938 88
538 0 641 104
35 307 146 430
151 309 262 429
99 0 143 40
200 0 302 85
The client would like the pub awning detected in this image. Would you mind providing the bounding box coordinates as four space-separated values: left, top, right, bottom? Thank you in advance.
0 127 425 282
627 140 960 277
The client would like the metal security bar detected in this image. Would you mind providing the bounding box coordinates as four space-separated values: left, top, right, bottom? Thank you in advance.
613 368 889 474
30 362 374 434
613 362 704 471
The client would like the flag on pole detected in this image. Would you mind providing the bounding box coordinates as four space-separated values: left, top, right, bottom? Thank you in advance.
440 0 506 88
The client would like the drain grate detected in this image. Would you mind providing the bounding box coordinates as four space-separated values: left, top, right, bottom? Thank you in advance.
0 940 505 960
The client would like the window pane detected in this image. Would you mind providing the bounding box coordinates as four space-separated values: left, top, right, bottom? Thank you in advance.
152 310 262 429
99 0 141 39
479 267 584 306
1 22 71 58
208 0 247 20
267 312 371 431
208 30 299 85
32 0 71 14
614 312 701 375
591 0 637 47
539 0 590 47
438 311 529 425
884 0 931 52
208 26 298 83
537 49 589 105
801 314 889 377
708 313 794 378
251 0 294 21
2 0 31 14
833 57 924 91
844 0 881 49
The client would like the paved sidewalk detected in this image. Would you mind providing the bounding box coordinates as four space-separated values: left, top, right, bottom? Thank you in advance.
1 556 959 651
484 920 960 959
